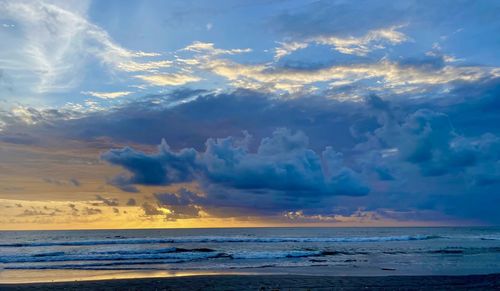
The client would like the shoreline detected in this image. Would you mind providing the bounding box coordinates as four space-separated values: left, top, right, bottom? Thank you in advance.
1 273 499 290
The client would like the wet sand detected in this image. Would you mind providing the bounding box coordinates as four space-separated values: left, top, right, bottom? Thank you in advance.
1 274 499 290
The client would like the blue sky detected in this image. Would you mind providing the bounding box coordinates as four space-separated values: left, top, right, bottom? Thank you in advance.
0 0 499 229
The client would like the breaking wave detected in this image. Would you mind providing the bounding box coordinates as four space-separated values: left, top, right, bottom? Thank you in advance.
0 234 441 248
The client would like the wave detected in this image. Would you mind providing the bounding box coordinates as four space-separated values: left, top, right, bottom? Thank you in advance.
0 234 441 248
88 247 215 256
0 252 228 264
1 246 441 265
32 251 66 257
3 261 304 271
0 249 348 264
4 264 171 271
4 244 497 265
4 246 499 271
479 235 500 241
229 250 321 259
428 247 500 255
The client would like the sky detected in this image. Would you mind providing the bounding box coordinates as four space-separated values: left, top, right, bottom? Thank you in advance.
0 0 499 230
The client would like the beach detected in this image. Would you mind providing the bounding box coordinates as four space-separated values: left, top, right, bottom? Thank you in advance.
1 274 500 290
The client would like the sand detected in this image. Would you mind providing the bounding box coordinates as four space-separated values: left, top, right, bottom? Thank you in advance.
1 274 499 290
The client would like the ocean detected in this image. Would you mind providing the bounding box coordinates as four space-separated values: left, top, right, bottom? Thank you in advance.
0 227 499 283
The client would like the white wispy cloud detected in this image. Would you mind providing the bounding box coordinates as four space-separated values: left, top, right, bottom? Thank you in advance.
182 41 252 55
274 41 309 60
313 26 408 56
0 0 160 94
116 60 173 72
130 41 252 88
134 73 201 86
274 26 408 59
81 91 133 99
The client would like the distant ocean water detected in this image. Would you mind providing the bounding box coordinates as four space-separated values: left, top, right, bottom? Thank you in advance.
0 227 499 283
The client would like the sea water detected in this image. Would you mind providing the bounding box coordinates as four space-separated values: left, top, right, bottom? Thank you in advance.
0 227 499 283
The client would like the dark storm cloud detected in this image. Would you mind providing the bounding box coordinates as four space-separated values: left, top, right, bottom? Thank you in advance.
360 95 500 179
102 128 369 196
102 141 197 186
445 78 500 135
341 94 500 223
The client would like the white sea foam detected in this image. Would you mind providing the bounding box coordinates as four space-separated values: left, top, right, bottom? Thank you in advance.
230 250 322 259
0 234 441 248
0 252 225 264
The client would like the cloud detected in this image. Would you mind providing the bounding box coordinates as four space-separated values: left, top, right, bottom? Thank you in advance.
116 60 172 72
42 177 81 187
95 195 119 206
153 188 238 220
182 41 251 56
362 96 500 179
0 0 160 95
0 89 361 150
141 202 164 216
102 141 197 186
203 57 497 95
42 178 64 186
18 208 56 217
134 73 201 86
69 178 81 186
274 41 309 60
108 174 140 193
154 188 199 206
310 25 408 56
82 207 102 215
274 25 408 59
127 41 253 89
152 190 202 220
1 0 485 100
102 128 369 214
81 91 133 99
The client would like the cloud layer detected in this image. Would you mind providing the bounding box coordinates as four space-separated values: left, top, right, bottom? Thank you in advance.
1 0 500 226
